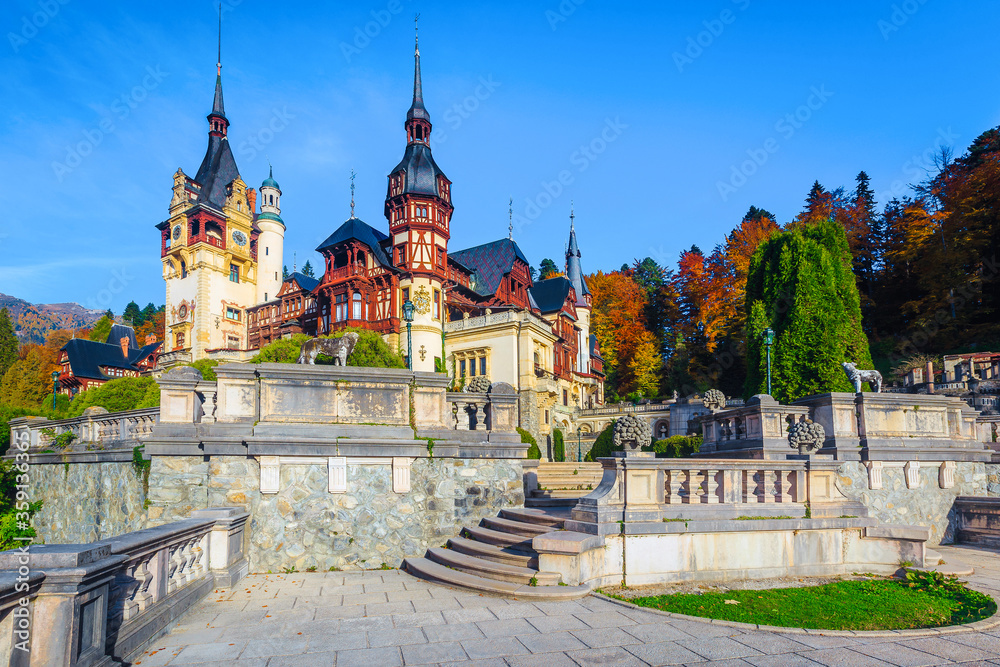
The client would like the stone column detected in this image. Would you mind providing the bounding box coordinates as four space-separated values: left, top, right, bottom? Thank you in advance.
189 507 250 587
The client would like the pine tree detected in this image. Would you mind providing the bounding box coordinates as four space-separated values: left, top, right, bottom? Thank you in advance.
744 218 874 402
0 308 17 379
301 261 315 278
538 258 558 280
122 301 142 326
282 265 290 280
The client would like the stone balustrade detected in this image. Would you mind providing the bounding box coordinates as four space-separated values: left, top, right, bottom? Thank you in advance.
697 395 810 459
0 507 247 666
9 407 160 457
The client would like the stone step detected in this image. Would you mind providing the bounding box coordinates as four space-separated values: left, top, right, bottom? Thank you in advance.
481 516 553 538
525 496 580 509
531 489 594 499
447 536 538 569
499 508 565 529
402 557 591 600
462 524 534 549
924 548 945 566
426 548 560 586
957 529 1000 550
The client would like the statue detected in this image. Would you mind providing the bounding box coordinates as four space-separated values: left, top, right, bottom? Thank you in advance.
841 362 882 394
613 414 652 452
702 388 726 410
296 332 359 366
788 419 826 455
463 375 491 393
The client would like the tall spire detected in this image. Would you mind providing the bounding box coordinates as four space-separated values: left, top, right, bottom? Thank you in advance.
350 168 356 218
565 206 588 304
210 3 226 122
407 14 429 123
508 197 513 240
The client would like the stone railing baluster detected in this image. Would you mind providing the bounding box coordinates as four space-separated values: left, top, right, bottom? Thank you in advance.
705 469 720 503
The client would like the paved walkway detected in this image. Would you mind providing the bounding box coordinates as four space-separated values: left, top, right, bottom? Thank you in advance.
133 545 1000 667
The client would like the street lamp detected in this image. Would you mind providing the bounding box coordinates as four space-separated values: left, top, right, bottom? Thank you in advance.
762 327 775 396
51 370 60 410
402 299 415 370
577 427 583 462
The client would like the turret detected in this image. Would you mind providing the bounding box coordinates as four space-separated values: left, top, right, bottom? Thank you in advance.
256 166 285 304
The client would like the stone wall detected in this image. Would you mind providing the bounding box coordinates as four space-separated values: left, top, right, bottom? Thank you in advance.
28 455 147 544
147 455 524 573
836 461 998 545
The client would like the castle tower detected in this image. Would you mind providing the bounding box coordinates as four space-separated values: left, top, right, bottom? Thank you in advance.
384 26 453 371
565 207 592 373
256 166 285 303
157 18 257 362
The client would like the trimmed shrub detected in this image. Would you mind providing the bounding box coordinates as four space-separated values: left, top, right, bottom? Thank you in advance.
518 427 541 459
553 428 565 462
584 420 618 462
643 434 703 458
66 376 160 418
250 329 405 368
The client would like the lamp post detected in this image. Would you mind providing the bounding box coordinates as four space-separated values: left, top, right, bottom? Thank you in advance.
577 427 583 462
402 299 415 370
51 370 60 410
762 327 775 396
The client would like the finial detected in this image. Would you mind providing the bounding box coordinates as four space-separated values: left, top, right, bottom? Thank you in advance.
508 197 513 240
350 169 356 218
415 13 420 54
293 252 297 272
570 201 575 230
217 2 222 77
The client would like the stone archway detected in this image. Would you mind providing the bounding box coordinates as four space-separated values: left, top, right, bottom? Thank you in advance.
653 418 670 441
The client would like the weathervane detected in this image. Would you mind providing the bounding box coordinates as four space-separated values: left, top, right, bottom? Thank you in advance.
350 169 356 217
508 197 513 240
570 201 575 229
414 13 420 53
217 2 222 76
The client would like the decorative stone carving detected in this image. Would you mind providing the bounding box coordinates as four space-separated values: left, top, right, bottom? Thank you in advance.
82 406 110 417
392 457 411 493
488 381 516 395
463 375 491 393
296 332 359 365
939 461 956 489
702 388 726 411
260 456 280 494
788 419 826 454
841 362 883 393
866 460 884 490
904 460 921 489
613 414 652 451
328 457 347 493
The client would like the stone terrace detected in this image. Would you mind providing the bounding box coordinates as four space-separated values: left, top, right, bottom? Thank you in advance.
132 545 1000 667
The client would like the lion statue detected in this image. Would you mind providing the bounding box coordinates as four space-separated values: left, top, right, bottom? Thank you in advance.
296 332 359 366
841 362 882 394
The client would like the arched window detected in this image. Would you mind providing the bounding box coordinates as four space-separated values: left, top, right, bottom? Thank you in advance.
269 195 274 206
180 261 187 278
352 293 362 320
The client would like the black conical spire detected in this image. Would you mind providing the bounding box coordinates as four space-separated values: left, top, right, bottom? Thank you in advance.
211 3 226 119
407 14 429 122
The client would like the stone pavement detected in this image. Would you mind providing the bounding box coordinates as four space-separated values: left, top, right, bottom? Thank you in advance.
132 545 1000 667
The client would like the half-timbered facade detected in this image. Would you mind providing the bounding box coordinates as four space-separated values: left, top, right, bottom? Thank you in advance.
57 324 161 396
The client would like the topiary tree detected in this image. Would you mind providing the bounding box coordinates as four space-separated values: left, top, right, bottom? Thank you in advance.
744 218 874 402
518 427 541 459
552 428 565 462
584 420 618 461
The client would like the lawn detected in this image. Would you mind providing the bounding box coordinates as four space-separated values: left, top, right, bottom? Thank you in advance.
604 573 997 631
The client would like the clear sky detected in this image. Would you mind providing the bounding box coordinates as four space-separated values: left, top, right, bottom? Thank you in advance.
1 0 997 313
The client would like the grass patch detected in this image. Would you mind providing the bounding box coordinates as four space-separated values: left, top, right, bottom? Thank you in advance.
604 574 996 631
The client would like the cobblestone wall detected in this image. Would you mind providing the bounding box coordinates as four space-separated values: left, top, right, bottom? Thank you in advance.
835 461 992 545
147 456 524 573
29 458 147 544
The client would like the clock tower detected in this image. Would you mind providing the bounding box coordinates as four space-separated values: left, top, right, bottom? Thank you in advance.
385 30 452 371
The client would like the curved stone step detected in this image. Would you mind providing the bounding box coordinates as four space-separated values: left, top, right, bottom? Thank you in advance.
426 548 560 586
403 557 590 600
499 508 565 528
481 516 553 538
531 489 594 498
462 525 534 549
448 536 538 569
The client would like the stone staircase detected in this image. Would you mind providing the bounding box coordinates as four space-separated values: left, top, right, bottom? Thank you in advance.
403 508 593 600
527 461 604 508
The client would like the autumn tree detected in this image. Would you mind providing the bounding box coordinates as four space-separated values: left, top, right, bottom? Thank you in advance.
87 315 114 343
0 309 16 379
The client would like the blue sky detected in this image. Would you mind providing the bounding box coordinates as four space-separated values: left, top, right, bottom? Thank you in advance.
1 0 997 313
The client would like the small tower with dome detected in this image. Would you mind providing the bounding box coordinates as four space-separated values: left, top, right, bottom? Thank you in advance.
256 166 285 304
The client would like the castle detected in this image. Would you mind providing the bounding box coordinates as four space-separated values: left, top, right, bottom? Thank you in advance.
156 34 604 441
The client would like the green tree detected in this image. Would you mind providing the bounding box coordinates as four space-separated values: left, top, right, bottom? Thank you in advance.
140 302 158 325
584 421 618 462
518 427 541 459
0 308 17 379
552 428 565 462
744 218 874 402
250 329 405 368
88 315 114 343
123 301 142 326
282 265 290 280
0 348 49 408
301 260 315 278
66 376 160 417
538 258 558 279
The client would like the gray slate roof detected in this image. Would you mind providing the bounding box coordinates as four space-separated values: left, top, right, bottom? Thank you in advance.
316 217 393 269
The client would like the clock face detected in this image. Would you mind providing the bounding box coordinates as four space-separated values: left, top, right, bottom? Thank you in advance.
178 304 188 319
172 225 181 240
232 230 248 247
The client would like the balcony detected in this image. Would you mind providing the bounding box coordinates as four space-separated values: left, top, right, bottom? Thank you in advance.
325 265 369 282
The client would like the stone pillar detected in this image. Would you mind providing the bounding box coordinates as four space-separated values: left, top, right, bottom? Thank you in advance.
189 507 250 587
156 367 204 424
926 360 935 394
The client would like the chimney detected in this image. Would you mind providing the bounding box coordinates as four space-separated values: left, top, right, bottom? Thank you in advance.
247 187 257 215
120 337 129 359
926 360 935 394
145 333 156 346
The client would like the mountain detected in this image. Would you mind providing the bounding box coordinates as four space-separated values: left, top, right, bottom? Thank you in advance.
0 293 105 344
